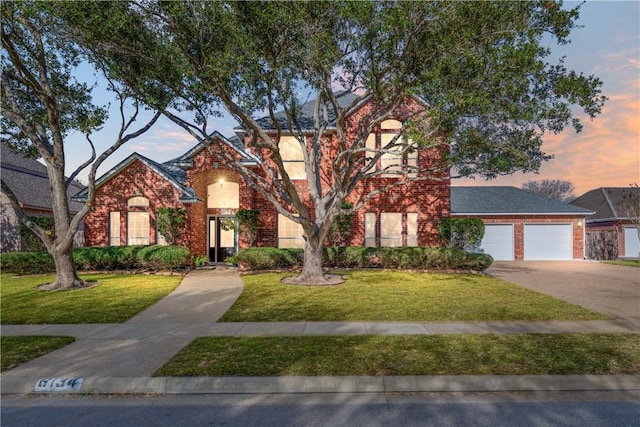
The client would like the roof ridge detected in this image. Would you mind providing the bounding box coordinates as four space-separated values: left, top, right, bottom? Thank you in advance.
600 187 618 217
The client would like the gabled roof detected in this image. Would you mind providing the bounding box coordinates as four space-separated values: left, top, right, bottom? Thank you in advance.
235 91 362 133
72 152 200 203
451 186 593 215
570 187 640 221
1 143 85 213
165 131 258 167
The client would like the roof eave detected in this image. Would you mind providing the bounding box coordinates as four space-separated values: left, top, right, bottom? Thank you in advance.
451 211 593 216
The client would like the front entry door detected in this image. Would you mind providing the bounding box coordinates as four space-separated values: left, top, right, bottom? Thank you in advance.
208 217 237 263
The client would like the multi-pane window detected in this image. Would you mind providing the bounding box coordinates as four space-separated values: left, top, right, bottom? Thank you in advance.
365 212 419 247
127 196 149 208
407 213 418 246
127 212 149 245
109 212 121 246
279 136 306 180
380 212 402 247
207 181 239 209
367 120 417 178
278 214 305 248
365 212 376 247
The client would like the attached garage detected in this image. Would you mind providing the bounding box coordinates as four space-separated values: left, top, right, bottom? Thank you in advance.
624 227 639 258
523 224 573 260
451 187 592 261
480 224 514 261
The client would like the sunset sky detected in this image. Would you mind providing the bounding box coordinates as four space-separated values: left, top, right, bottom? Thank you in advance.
64 1 639 198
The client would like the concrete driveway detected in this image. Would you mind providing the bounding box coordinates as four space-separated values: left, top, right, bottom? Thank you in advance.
486 261 640 321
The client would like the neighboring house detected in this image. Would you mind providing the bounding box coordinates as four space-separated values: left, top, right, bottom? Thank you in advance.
77 93 591 262
0 143 85 252
570 187 640 259
451 186 592 261
77 93 449 261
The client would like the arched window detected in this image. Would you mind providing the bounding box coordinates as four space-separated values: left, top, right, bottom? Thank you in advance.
207 180 239 209
127 196 149 245
127 196 149 208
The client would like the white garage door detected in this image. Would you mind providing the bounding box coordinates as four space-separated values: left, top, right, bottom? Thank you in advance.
479 224 514 261
524 224 572 260
623 227 640 258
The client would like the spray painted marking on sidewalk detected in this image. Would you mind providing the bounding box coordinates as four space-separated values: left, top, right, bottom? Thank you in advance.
34 377 83 392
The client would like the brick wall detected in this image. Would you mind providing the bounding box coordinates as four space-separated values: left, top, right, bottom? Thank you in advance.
84 159 187 247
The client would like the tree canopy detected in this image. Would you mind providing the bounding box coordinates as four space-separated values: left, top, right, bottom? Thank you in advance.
1 1 159 289
55 0 606 283
521 179 576 203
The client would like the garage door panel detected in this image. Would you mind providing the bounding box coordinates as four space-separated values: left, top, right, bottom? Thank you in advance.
524 224 572 260
480 224 514 261
624 227 639 258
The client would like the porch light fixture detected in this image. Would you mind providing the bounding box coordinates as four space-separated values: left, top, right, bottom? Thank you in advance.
577 219 583 228
219 178 225 188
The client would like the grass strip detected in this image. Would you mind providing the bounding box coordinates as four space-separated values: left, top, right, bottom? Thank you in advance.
1 274 182 324
221 270 605 322
156 334 640 377
603 260 640 268
1 336 75 372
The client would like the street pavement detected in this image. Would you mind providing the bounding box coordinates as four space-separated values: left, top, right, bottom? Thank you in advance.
1 262 639 395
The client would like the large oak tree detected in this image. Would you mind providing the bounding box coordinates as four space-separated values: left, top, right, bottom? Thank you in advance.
61 1 605 284
1 2 160 289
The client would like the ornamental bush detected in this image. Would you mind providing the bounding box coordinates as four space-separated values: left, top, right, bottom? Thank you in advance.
236 246 492 271
0 245 190 275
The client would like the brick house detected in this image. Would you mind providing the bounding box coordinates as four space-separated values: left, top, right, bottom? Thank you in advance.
76 93 591 262
570 187 640 259
76 93 449 261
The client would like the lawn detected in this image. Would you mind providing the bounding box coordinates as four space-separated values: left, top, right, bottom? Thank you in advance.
1 273 182 324
1 336 75 372
219 270 606 322
156 334 640 376
603 260 640 267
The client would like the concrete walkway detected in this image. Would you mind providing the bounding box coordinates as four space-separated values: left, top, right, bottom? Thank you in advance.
2 267 639 395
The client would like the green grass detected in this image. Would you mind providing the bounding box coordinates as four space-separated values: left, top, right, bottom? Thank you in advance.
155 334 640 376
1 273 182 324
220 270 606 322
603 260 640 267
1 336 75 372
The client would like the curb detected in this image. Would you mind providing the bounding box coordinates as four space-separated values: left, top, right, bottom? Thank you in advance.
2 375 638 395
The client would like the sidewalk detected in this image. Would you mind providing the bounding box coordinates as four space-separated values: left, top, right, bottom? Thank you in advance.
2 268 639 395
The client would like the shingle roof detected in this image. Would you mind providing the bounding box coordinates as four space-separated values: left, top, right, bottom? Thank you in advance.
236 91 362 133
165 131 258 166
451 186 593 215
570 187 640 221
72 152 200 203
1 143 85 213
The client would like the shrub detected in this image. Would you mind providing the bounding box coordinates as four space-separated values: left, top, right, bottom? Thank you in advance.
156 207 188 245
0 245 190 275
0 251 55 274
236 246 492 272
437 218 485 251
236 247 303 270
236 209 260 247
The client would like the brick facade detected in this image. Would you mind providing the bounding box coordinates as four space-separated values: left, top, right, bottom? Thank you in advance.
83 96 452 258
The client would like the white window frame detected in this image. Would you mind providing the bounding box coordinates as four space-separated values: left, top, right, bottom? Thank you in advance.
279 136 306 180
127 211 150 245
278 214 305 248
109 211 121 246
365 212 377 247
380 212 403 247
407 213 418 246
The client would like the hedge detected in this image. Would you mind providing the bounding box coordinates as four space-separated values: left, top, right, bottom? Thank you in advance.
0 245 191 275
238 246 493 272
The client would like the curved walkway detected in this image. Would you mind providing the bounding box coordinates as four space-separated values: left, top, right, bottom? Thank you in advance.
2 266 639 395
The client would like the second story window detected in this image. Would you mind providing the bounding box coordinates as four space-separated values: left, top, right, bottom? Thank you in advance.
367 120 417 178
279 136 306 180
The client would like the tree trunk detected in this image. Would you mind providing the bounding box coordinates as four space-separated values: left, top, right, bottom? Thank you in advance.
286 233 343 285
41 245 86 290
